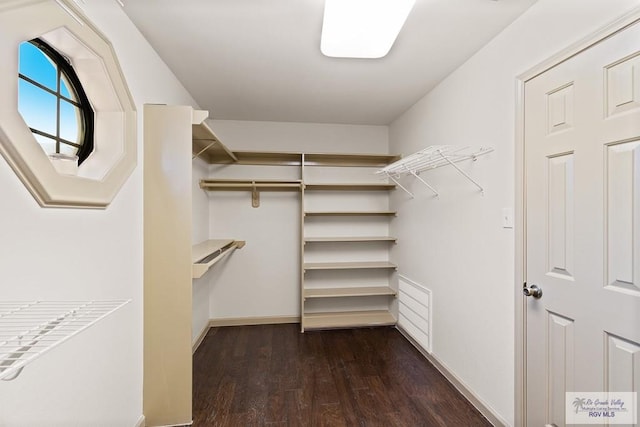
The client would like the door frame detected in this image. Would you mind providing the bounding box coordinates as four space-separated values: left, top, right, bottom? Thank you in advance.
514 7 640 426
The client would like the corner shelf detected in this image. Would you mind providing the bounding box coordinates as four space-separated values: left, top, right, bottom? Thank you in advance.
0 300 130 381
192 239 246 279
303 310 396 330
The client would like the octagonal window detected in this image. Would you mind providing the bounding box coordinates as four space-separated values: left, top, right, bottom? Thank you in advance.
18 38 94 165
0 0 137 208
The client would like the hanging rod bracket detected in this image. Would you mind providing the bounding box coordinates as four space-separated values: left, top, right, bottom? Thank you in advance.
251 181 260 208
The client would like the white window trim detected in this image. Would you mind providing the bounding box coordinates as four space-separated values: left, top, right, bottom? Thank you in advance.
0 0 136 208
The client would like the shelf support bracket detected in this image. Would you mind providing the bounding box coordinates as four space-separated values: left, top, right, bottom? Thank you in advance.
437 149 485 194
192 141 218 161
405 166 439 198
251 181 260 208
387 175 414 198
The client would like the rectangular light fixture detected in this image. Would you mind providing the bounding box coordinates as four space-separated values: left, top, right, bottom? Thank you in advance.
321 0 416 59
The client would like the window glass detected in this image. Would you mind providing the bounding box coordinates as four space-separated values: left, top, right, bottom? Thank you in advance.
18 42 57 91
60 74 75 100
59 143 78 156
33 134 56 155
18 79 57 136
59 100 80 143
18 39 94 164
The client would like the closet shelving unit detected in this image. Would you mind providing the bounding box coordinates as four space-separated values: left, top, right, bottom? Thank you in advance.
196 143 400 332
301 154 399 332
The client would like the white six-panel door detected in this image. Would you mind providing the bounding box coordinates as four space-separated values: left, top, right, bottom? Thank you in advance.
524 20 640 427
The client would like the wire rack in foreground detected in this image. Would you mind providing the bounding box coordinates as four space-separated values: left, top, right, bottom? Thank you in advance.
0 300 130 381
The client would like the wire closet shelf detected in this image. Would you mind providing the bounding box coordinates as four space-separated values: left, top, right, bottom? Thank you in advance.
376 145 493 198
0 300 129 381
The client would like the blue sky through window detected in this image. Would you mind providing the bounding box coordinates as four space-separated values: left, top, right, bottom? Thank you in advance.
18 41 81 156
19 42 56 90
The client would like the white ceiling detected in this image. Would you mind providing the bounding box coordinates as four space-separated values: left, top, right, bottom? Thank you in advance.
123 0 536 125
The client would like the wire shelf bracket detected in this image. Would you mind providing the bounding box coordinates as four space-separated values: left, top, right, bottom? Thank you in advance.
0 300 130 381
376 145 493 197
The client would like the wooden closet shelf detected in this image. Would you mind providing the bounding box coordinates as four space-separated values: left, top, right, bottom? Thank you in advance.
200 179 303 191
304 261 397 271
304 211 396 217
303 310 396 330
199 150 400 167
304 153 401 167
304 236 397 243
233 151 302 166
304 286 396 299
192 239 246 279
305 183 395 191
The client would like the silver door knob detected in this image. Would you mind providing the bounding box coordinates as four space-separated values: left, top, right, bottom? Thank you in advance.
523 284 543 299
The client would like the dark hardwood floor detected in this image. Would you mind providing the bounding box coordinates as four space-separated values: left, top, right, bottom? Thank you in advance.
192 324 492 426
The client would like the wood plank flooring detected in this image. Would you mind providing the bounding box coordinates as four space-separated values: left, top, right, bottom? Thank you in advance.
192 324 492 426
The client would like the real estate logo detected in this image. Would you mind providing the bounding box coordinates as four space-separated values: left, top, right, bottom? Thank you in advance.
566 392 637 425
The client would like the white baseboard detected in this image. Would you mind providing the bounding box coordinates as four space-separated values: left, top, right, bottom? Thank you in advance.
191 316 299 353
208 315 299 328
138 418 192 427
396 326 509 427
151 423 193 427
192 323 210 354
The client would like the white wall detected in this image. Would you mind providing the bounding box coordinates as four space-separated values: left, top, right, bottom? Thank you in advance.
0 1 199 426
205 120 388 321
388 0 640 425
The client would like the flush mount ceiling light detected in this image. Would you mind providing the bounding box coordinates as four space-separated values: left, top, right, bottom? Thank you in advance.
321 0 416 59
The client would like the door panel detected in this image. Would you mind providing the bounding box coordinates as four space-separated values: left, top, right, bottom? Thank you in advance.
547 154 575 280
605 53 640 118
605 141 640 295
525 20 640 427
547 312 575 423
606 333 640 395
